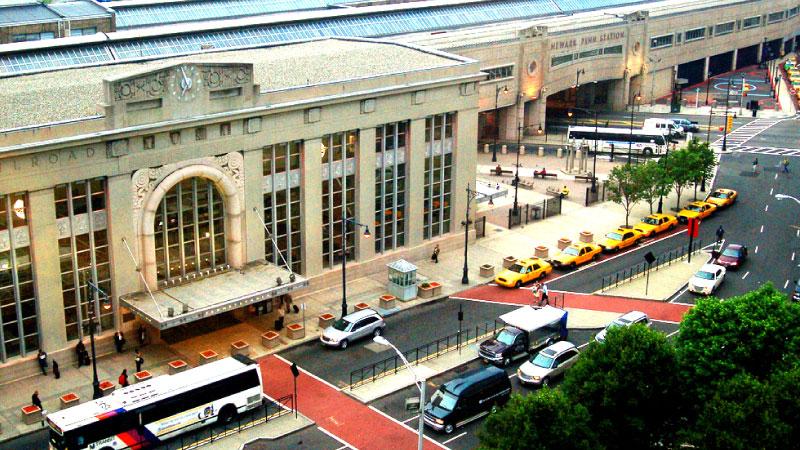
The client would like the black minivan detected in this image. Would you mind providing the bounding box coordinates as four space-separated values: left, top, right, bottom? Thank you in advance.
423 366 511 434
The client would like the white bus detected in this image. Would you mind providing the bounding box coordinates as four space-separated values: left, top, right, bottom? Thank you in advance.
47 355 263 450
567 126 670 156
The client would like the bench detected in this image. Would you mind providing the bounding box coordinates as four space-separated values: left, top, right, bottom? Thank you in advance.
490 168 514 176
518 179 535 190
546 186 568 198
534 171 557 179
574 175 597 183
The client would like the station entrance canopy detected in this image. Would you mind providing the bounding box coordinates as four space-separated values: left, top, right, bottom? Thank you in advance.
120 263 307 330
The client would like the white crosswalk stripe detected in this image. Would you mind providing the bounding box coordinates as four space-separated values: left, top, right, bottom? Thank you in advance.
734 145 800 157
711 118 785 150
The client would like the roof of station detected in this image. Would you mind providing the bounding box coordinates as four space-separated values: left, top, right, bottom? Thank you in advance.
0 0 657 76
0 1 110 26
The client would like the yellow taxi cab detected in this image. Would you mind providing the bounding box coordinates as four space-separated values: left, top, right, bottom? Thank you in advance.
704 188 738 208
677 201 717 224
598 228 644 253
550 242 602 269
633 213 678 238
494 258 553 288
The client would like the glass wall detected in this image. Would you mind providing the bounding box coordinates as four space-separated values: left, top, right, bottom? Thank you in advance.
0 193 38 362
55 179 113 341
263 141 302 274
154 178 226 283
374 122 407 253
321 130 358 268
424 112 455 239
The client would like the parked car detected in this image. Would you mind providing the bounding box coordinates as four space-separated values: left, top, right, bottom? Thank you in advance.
424 366 512 434
595 310 650 343
550 242 602 269
517 341 579 387
669 118 700 133
793 280 800 302
688 263 726 295
494 258 552 288
677 201 717 224
633 213 678 238
598 227 643 253
715 244 748 270
320 309 385 349
705 188 738 208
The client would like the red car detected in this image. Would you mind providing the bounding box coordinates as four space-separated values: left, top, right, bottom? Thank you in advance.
715 244 748 270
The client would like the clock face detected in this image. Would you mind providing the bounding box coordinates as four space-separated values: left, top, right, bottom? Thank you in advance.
169 65 203 101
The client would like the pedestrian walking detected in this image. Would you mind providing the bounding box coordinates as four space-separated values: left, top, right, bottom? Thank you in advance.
52 360 60 379
119 369 129 387
783 158 790 173
137 324 147 347
532 282 542 305
752 158 759 174
540 283 550 306
75 340 86 367
431 244 440 264
114 330 125 353
37 349 48 375
134 349 144 373
716 225 725 245
31 390 42 410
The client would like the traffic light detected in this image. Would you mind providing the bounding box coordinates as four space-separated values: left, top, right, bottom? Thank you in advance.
726 115 734 133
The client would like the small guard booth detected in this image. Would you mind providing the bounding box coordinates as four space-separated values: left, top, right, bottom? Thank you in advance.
386 259 418 301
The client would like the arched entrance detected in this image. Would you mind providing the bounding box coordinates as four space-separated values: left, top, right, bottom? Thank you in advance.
139 164 243 289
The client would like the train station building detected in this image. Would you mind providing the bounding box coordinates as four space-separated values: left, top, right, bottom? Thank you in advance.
0 0 799 377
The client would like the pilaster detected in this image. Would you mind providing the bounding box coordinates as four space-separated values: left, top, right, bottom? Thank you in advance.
106 174 138 328
452 108 478 237
406 118 426 247
242 149 265 263
356 127 376 262
301 138 323 277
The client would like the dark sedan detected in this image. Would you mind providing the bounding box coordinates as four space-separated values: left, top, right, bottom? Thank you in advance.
715 244 748 270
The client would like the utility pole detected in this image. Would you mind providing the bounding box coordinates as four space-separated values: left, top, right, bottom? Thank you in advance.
461 185 477 285
721 75 733 152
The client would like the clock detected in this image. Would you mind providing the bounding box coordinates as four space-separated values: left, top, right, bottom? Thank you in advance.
169 65 203 101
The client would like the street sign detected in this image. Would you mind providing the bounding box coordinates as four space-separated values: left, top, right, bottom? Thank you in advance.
687 218 701 238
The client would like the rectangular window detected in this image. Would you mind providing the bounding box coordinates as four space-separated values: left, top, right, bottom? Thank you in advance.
55 179 113 342
602 45 623 55
195 127 207 141
768 11 785 23
374 122 408 254
220 122 231 136
685 27 705 42
263 141 303 274
71 27 97 36
424 113 455 240
0 192 38 362
714 21 735 36
143 135 155 150
11 32 56 42
676 32 682 44
578 49 601 59
321 131 358 268
789 7 799 18
650 34 674 49
483 65 513 81
551 54 574 67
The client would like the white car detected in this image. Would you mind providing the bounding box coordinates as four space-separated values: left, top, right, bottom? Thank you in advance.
688 263 726 295
594 310 650 343
517 341 579 387
320 309 385 349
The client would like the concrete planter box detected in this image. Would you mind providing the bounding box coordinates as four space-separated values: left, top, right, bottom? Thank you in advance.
354 302 371 312
287 323 305 340
534 246 549 259
134 370 152 384
198 350 219 365
379 295 396 310
579 231 593 243
60 393 79 410
168 359 188 374
230 340 250 357
502 256 517 269
429 282 442 296
318 313 335 329
21 405 42 425
261 331 280 349
480 264 495 278
418 284 435 298
99 380 115 397
557 238 572 250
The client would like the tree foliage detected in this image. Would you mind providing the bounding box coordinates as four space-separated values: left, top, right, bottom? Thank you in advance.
664 148 696 209
562 325 682 450
635 160 671 214
684 139 716 200
606 163 642 226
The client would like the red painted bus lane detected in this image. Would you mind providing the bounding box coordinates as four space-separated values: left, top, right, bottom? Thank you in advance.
260 355 447 450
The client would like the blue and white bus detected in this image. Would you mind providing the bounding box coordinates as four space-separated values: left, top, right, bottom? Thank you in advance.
46 355 263 449
567 126 669 156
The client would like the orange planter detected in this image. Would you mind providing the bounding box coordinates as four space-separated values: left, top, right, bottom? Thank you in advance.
134 370 152 383
230 340 250 357
168 359 188 374
287 323 305 340
354 302 370 311
199 349 218 365
379 294 396 309
60 393 79 409
318 313 335 329
99 380 115 396
261 330 281 349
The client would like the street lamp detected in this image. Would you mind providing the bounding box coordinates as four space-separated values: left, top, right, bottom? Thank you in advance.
656 145 671 213
628 92 641 165
512 123 543 215
81 270 106 400
721 75 733 152
340 213 371 318
373 336 425 450
492 85 509 163
462 185 478 284
775 194 800 205
569 107 599 192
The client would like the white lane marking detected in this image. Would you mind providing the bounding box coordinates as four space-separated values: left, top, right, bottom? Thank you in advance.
334 446 349 450
775 173 779 180
577 341 592 349
760 225 764 233
666 330 680 338
797 229 800 237
273 354 344 392
367 405 450 450
443 432 468 445
765 204 769 212
670 301 695 306
508 373 518 379
651 318 680 325
403 415 420 424
669 286 690 303
742 271 750 280
770 188 774 195
785 280 790 289
318 427 361 450
755 246 759 254
793 252 796 261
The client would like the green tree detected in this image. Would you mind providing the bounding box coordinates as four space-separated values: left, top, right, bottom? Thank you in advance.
684 139 716 200
562 325 682 450
771 364 800 444
634 160 671 214
606 163 642 226
478 389 597 450
664 148 695 209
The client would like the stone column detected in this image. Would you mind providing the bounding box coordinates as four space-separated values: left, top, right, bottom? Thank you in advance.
28 188 68 351
406 118 426 247
498 102 521 141
703 56 710 80
106 174 139 327
242 149 265 263
301 138 323 277
356 127 376 262
452 108 478 235
731 48 738 71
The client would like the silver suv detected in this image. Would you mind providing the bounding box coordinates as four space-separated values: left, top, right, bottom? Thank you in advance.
517 341 579 387
594 310 650 343
320 309 385 349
